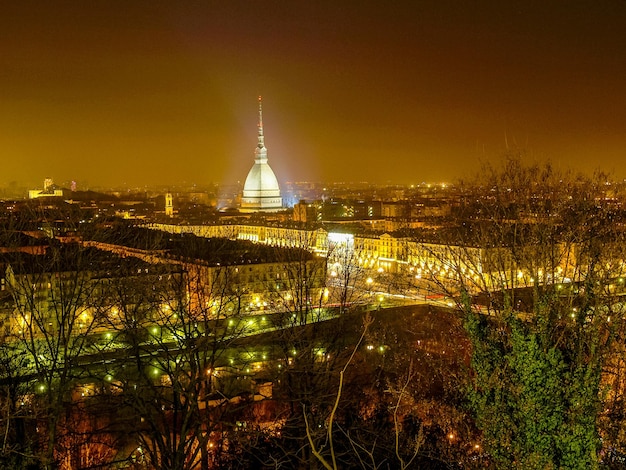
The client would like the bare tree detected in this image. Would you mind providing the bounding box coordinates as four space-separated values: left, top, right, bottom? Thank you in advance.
4 236 119 469
428 156 626 468
87 227 282 470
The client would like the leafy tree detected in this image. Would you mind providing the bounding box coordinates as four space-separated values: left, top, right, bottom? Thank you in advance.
445 156 626 468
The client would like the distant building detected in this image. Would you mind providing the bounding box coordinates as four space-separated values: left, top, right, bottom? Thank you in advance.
28 177 63 199
240 97 283 212
165 193 174 217
293 200 321 224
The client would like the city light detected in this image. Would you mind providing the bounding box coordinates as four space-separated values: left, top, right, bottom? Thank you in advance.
1 3 623 464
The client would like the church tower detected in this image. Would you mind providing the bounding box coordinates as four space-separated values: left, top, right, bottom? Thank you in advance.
240 97 283 212
165 192 173 217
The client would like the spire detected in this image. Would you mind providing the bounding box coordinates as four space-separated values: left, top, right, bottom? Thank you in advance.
254 96 268 162
241 95 282 212
257 95 265 150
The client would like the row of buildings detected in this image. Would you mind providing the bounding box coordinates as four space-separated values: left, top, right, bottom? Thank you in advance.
0 228 327 342
149 222 586 295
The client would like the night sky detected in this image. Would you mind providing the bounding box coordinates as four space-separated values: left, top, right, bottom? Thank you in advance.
1 1 626 188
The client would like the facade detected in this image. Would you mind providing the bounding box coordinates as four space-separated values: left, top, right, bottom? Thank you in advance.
2 249 175 339
151 222 584 294
83 234 326 316
2 236 327 340
293 199 383 224
165 193 174 217
151 223 329 255
28 177 64 199
240 97 283 212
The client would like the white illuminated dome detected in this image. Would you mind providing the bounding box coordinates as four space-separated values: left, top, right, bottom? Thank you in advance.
240 97 283 212
242 162 281 196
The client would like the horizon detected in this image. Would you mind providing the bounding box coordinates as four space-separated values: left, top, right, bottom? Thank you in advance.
2 1 625 187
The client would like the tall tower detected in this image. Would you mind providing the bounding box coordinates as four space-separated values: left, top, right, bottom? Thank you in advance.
44 177 54 191
240 96 283 212
165 193 173 217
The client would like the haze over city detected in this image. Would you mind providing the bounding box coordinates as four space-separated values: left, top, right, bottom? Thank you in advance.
1 1 626 188
4 3 626 466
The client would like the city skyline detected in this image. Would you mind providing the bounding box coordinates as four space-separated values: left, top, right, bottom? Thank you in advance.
1 1 626 188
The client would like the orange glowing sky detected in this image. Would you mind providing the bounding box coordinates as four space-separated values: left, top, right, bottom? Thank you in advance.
1 1 625 188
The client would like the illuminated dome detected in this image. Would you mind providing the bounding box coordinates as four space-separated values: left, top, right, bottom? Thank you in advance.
240 97 283 212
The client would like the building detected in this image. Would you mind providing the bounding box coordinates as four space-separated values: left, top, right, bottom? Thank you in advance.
165 193 174 217
240 97 283 212
84 226 326 315
28 177 64 199
150 221 587 295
